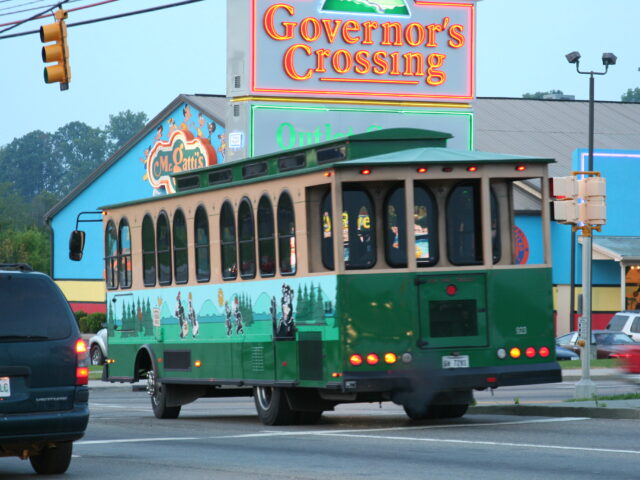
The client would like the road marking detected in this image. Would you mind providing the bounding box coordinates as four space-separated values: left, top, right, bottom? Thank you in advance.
78 437 202 445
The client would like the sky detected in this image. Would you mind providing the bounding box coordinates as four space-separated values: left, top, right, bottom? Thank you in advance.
0 0 638 147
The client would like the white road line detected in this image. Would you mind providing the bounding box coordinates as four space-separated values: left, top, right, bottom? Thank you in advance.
313 432 640 455
76 417 590 446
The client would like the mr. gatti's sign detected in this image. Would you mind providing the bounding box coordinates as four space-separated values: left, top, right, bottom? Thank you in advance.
146 130 216 194
250 0 475 100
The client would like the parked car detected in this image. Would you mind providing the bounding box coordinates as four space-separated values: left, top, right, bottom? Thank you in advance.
556 346 579 361
89 328 108 365
0 264 89 474
556 330 639 359
606 311 640 342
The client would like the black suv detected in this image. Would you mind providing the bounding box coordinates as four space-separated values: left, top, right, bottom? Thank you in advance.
0 264 89 474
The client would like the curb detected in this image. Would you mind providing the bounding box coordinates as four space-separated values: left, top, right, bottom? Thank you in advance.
469 405 640 420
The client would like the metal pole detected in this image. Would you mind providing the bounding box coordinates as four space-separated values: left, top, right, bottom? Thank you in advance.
569 230 576 331
575 72 597 399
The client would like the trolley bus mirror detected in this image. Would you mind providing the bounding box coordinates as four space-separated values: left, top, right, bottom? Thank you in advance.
69 230 86 261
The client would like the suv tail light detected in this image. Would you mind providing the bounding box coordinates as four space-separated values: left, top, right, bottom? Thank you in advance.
76 339 89 385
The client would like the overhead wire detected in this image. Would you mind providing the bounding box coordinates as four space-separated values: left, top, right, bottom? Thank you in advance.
0 0 203 39
0 0 116 26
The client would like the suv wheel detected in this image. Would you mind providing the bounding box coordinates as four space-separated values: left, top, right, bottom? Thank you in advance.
29 441 73 475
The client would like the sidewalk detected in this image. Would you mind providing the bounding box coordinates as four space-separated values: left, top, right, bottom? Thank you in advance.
470 368 640 420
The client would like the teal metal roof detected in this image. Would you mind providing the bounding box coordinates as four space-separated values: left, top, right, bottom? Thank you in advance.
592 236 640 262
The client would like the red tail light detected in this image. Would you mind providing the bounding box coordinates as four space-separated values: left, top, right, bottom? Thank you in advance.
76 367 89 385
76 339 89 385
349 354 363 366
525 347 536 358
366 353 379 365
539 346 550 358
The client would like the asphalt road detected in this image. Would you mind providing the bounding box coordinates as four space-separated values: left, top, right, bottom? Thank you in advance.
2 385 640 480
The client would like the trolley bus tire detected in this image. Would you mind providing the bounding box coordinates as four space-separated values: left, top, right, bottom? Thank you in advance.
294 410 323 425
253 386 296 426
436 403 469 418
403 403 469 420
148 369 181 419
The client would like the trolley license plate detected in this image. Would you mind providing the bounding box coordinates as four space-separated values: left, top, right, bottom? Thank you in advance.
0 377 10 397
442 356 469 369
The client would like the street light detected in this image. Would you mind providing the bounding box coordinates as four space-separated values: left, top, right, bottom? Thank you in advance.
565 51 616 399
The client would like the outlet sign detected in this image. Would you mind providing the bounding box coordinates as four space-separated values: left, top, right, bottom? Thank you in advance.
245 0 475 101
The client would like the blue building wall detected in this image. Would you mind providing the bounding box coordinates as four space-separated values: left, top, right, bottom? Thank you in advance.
52 103 224 280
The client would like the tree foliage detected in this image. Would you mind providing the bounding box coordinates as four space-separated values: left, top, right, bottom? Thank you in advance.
0 110 148 273
621 87 640 103
522 90 565 99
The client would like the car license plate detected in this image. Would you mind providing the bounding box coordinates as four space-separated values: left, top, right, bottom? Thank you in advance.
0 377 10 397
442 355 469 369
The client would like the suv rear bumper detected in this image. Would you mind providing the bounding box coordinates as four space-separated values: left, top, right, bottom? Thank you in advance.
0 403 89 445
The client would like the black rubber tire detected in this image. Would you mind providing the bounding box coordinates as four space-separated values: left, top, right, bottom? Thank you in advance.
148 369 181 419
403 403 432 420
29 441 73 475
90 344 105 366
404 403 469 420
253 386 296 425
436 403 469 418
295 410 323 425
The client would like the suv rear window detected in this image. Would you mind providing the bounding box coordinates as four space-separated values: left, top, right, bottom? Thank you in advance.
607 314 629 331
0 275 73 340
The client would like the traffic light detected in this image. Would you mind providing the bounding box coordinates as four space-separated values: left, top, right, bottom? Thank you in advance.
550 176 580 224
40 9 70 90
550 173 607 226
579 175 606 225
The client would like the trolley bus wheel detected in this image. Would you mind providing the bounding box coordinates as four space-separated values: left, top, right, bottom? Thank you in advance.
253 386 296 425
147 369 181 419
403 403 469 420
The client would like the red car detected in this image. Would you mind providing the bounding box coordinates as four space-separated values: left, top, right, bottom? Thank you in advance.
555 330 638 359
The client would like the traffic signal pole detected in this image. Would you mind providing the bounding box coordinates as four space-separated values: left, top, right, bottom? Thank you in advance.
576 225 597 399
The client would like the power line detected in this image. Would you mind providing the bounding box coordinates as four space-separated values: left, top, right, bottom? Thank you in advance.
0 0 201 37
0 0 66 34
0 0 116 27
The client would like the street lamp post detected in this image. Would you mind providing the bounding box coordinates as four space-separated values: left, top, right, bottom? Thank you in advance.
565 51 616 399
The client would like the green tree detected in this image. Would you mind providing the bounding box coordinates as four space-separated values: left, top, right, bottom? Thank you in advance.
105 110 149 155
522 89 564 99
0 130 58 199
0 227 50 274
52 121 107 195
621 87 640 102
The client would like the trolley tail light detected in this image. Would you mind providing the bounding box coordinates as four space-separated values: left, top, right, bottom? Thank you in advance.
360 168 372 175
525 347 537 358
417 167 428 174
539 346 550 358
75 339 89 385
349 354 363 366
366 353 379 365
467 165 478 172
509 347 522 359
384 352 398 364
515 164 527 172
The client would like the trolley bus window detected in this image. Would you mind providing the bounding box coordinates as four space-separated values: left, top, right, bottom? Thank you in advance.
277 192 296 275
194 205 210 282
384 184 438 268
220 201 237 280
142 214 156 287
105 220 118 289
118 219 132 288
447 182 500 266
343 187 376 270
257 195 276 277
173 209 188 284
238 198 256 279
320 192 334 270
414 184 439 267
157 211 172 285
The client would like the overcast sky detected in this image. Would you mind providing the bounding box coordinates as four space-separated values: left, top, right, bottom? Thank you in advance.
0 0 637 146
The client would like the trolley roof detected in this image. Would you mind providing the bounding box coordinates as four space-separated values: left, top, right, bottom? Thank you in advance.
101 128 553 210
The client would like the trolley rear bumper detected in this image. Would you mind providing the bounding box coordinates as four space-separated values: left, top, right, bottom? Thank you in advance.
340 362 562 393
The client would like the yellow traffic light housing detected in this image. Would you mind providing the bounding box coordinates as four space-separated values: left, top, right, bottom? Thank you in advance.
40 9 71 90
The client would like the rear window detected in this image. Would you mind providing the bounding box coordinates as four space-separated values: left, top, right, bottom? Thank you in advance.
607 314 629 331
0 275 73 340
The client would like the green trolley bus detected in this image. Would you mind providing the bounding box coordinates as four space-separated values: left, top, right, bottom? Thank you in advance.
73 128 560 425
